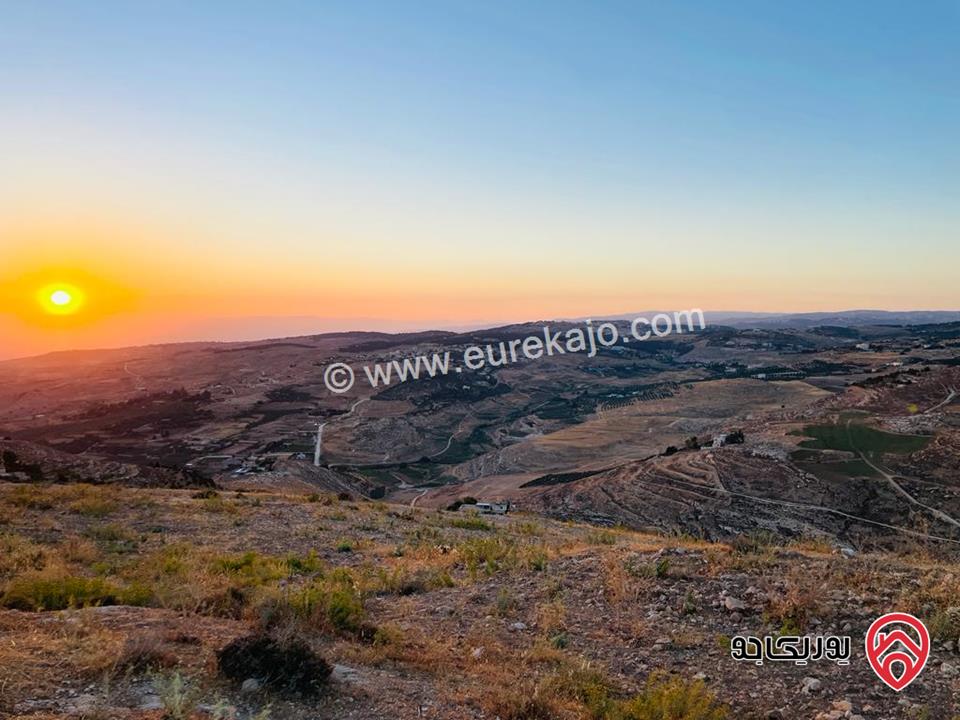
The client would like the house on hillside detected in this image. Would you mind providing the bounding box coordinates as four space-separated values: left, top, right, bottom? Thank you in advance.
464 500 511 515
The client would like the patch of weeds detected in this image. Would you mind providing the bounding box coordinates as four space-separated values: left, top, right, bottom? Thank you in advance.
495 588 516 617
335 539 354 553
615 672 727 720
84 524 139 553
2 572 152 611
69 496 118 518
202 495 241 514
191 489 220 500
113 633 178 674
284 550 323 575
763 573 820 635
6 485 55 510
0 533 47 580
514 521 545 536
528 550 548 572
926 606 960 642
152 670 200 720
627 555 670 580
374 566 452 596
449 516 494 532
459 536 519 579
731 531 779 555
540 662 613 719
258 568 366 637
214 551 289 586
586 530 618 546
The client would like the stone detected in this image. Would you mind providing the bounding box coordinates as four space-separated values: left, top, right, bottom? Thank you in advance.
240 678 260 694
139 694 164 711
801 676 822 693
509 622 528 632
331 664 360 683
724 596 746 611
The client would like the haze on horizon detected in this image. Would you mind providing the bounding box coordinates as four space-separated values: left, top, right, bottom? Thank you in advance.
1 1 958 359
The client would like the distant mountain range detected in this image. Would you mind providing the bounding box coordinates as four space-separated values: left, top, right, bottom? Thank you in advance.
590 310 960 328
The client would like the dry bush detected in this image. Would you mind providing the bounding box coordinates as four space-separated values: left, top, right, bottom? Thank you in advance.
616 672 728 720
4 485 56 510
0 533 48 581
603 554 649 605
112 632 179 674
480 660 611 720
899 565 960 641
218 633 331 695
1 569 152 611
762 568 823 634
69 496 118 518
345 623 451 671
60 536 100 565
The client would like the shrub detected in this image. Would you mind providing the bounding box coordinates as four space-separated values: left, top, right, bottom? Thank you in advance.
284 550 323 574
459 536 518 579
256 569 366 637
152 671 200 720
6 485 54 509
2 573 151 611
529 551 548 572
0 534 47 580
214 551 289 586
69 496 118 518
218 634 331 695
325 586 365 633
730 531 778 555
927 606 960 642
114 633 179 673
374 566 452 596
541 662 613 718
615 673 727 720
191 489 220 500
449 516 494 532
586 530 618 546
626 556 670 580
85 524 139 553
495 588 516 617
763 572 820 634
487 690 562 720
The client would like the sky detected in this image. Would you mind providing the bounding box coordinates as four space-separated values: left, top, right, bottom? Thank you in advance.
1 1 958 359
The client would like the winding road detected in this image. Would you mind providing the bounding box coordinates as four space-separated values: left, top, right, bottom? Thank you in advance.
845 419 960 532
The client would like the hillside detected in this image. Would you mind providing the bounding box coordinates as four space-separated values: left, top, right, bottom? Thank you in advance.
2 484 960 719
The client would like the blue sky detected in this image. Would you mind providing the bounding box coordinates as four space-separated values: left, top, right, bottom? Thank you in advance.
1 1 958 356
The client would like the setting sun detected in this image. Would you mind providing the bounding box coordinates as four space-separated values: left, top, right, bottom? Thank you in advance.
37 283 85 316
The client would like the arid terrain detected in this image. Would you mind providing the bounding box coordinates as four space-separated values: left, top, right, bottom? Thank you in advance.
2 315 960 719
2 484 960 720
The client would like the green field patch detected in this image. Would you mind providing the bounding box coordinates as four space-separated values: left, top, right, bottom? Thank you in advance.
794 423 930 455
795 458 880 482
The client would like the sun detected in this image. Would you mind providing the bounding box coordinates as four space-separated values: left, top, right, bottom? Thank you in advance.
37 283 85 315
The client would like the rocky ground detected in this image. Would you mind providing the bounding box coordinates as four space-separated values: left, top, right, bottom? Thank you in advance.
2 483 960 719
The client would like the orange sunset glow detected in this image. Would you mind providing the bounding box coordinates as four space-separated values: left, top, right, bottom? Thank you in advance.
1 3 957 361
